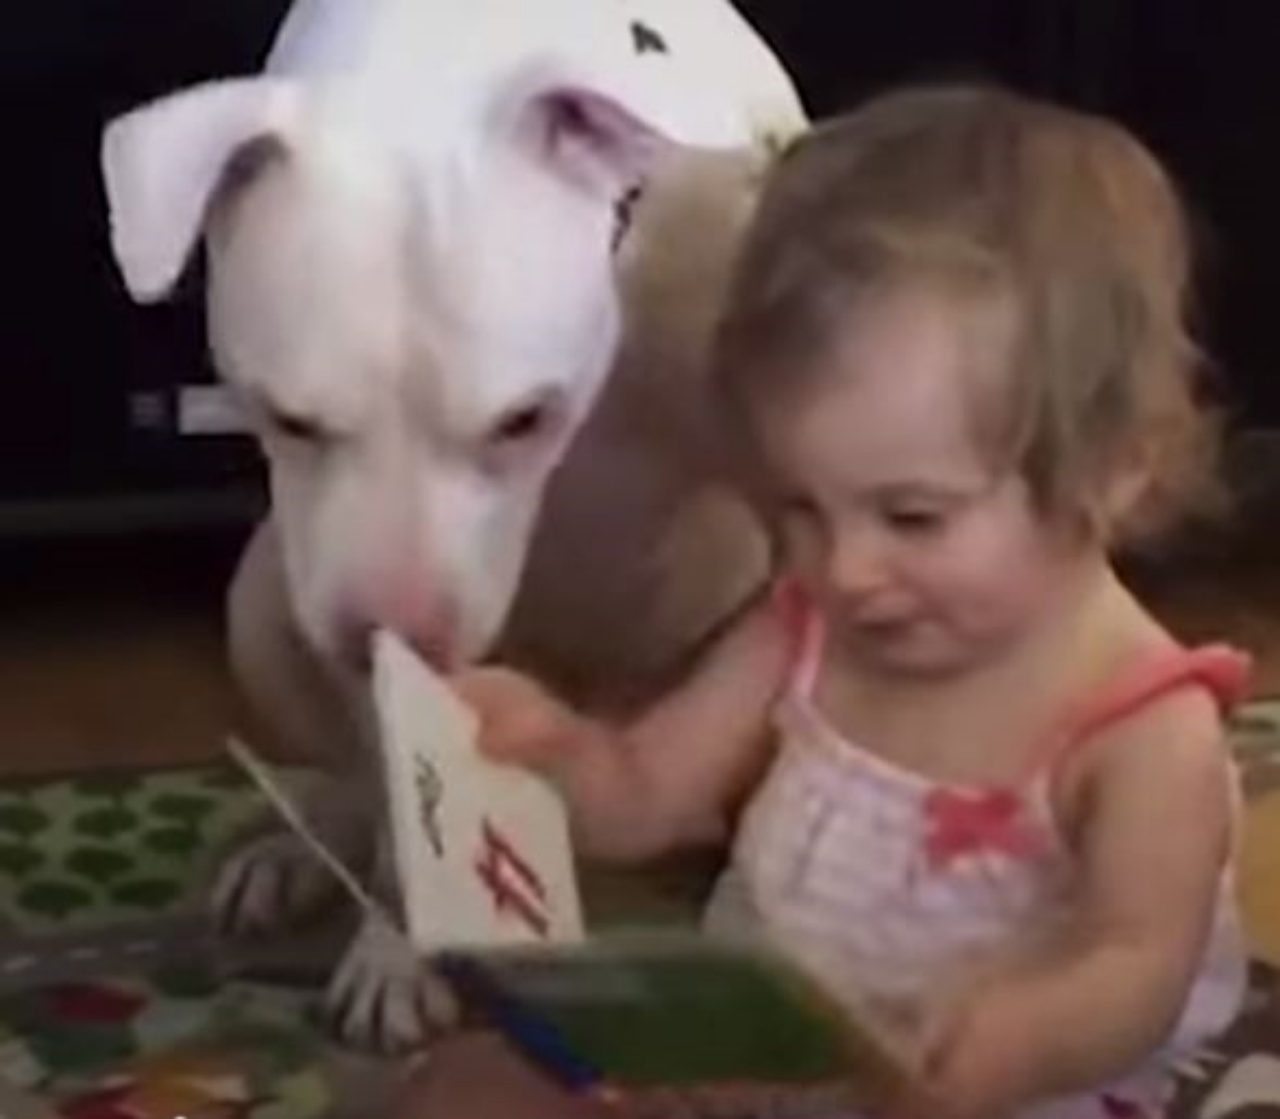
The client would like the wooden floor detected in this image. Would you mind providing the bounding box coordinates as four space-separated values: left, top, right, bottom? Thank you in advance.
0 505 1277 781
0 531 243 777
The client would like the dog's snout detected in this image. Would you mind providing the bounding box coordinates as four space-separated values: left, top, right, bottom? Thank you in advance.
388 587 459 671
331 616 376 675
401 626 459 672
333 617 458 676
334 579 460 676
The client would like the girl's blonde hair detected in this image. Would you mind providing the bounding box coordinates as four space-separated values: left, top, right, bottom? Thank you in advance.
714 84 1222 544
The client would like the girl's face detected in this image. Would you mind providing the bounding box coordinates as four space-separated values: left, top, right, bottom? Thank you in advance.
755 285 1089 678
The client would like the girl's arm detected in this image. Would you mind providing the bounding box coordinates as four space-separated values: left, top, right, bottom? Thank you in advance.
902 688 1235 1119
453 593 792 863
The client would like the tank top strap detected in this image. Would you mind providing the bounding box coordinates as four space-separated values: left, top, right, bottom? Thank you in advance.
1028 643 1253 781
769 577 825 702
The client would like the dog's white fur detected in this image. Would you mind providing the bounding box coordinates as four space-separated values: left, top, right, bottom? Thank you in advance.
101 0 805 1051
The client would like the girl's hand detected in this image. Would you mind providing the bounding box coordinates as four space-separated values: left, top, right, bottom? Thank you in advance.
450 666 586 774
888 995 1032 1119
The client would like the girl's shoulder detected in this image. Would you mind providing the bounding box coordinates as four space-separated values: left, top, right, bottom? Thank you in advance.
1062 640 1251 747
1046 633 1252 834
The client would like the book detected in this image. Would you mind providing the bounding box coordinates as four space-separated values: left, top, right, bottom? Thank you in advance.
229 632 908 1101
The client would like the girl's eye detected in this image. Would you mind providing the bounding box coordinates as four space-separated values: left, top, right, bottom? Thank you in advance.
776 495 822 525
773 489 818 517
883 507 947 534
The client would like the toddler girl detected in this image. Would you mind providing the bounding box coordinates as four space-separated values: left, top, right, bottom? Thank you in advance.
412 83 1253 1119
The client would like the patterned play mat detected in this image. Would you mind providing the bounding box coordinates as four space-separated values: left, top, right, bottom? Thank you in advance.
0 767 259 936
0 763 369 1119
0 699 1274 1119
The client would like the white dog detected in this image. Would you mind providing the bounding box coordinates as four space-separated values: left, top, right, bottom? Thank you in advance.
101 0 806 1051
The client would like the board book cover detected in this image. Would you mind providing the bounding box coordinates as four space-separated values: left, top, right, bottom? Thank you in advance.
230 632 908 1098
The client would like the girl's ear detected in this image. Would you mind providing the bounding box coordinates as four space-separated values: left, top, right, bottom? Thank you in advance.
1097 445 1155 535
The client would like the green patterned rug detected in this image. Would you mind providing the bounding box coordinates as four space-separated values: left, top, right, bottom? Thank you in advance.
0 766 262 935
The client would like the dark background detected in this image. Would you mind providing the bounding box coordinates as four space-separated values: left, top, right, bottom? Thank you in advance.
1 0 1277 532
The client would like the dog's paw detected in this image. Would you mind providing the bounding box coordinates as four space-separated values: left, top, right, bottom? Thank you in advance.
213 828 347 936
324 914 459 1054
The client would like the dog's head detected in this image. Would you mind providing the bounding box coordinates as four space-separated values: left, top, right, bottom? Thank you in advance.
101 63 743 672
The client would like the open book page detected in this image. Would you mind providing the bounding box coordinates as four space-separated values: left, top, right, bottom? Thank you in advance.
436 933 911 1096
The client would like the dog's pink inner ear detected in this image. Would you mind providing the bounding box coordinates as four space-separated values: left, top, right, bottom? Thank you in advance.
527 86 665 195
220 134 289 202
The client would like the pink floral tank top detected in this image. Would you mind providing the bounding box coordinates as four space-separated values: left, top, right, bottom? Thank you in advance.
703 591 1253 1118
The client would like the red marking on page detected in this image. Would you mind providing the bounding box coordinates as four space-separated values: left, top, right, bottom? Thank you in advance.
473 818 551 937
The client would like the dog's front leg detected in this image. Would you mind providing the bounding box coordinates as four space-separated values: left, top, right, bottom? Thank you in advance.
323 830 461 1054
211 763 380 935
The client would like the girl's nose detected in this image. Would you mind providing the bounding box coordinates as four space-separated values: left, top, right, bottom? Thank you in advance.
826 526 893 600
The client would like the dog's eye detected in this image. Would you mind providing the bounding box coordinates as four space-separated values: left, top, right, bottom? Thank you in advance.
270 409 326 443
487 391 564 448
493 405 546 443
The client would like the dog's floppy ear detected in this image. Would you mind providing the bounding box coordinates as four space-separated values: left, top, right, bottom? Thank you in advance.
101 77 301 302
493 58 748 198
